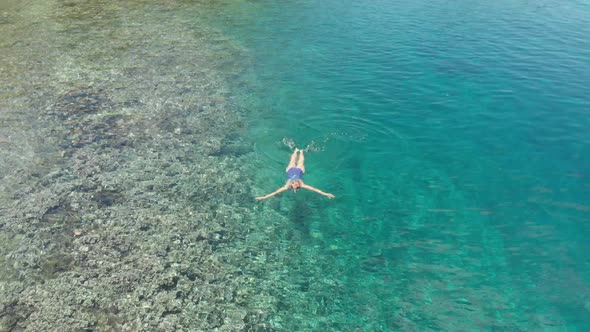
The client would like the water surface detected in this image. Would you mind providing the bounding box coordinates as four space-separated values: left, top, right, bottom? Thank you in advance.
2 0 590 330
214 0 590 329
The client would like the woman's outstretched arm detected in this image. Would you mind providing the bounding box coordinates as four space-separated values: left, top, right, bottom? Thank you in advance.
301 184 335 199
256 185 289 200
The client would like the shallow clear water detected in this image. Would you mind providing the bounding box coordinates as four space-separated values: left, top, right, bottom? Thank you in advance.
213 0 590 329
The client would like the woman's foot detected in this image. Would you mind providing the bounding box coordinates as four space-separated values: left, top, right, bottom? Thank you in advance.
294 148 300 153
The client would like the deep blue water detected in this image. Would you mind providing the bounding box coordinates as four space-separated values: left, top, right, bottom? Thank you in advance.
213 0 590 330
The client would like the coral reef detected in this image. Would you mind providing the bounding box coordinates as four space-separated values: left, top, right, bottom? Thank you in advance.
0 1 276 331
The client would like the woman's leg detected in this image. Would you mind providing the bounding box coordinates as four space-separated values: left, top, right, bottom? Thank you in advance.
296 149 305 173
286 148 299 171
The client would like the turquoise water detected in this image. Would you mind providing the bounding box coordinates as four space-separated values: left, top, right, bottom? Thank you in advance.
213 0 590 329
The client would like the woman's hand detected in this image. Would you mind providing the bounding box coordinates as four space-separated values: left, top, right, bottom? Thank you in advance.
325 193 335 199
255 196 267 201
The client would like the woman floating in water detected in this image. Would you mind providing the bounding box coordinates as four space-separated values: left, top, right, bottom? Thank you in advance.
256 148 335 200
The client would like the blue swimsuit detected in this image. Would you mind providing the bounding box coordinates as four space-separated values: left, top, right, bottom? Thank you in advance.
287 167 304 181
